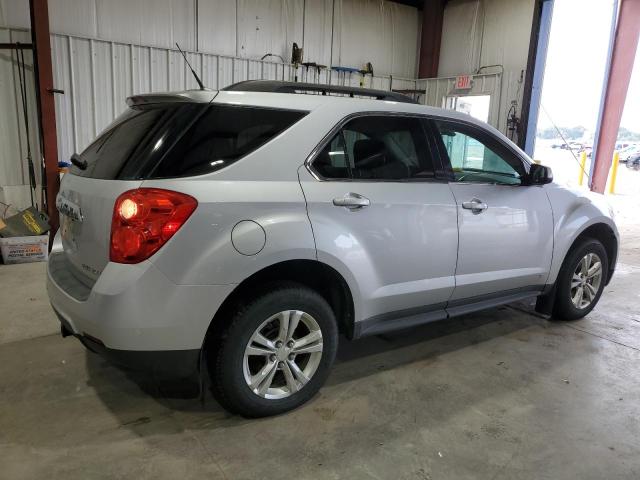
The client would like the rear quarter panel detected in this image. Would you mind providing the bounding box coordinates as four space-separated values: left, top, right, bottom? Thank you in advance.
142 179 317 285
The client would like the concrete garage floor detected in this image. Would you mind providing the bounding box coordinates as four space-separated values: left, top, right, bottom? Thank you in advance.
2 196 640 479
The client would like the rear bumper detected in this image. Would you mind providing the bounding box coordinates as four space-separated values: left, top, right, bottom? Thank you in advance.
47 251 235 353
56 309 200 378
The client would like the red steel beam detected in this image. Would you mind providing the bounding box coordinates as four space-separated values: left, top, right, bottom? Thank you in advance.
418 0 445 78
29 0 60 236
590 0 640 193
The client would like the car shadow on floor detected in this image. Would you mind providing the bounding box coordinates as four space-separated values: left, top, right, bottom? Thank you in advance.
85 302 548 422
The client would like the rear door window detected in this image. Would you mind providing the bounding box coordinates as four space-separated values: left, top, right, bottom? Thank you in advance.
151 105 306 178
70 104 307 180
312 115 435 181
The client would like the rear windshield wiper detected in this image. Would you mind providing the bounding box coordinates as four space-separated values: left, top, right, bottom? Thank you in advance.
71 153 87 170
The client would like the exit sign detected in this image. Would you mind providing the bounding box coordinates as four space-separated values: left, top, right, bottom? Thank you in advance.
455 75 473 90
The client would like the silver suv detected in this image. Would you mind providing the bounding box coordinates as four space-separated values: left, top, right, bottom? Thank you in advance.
48 81 618 417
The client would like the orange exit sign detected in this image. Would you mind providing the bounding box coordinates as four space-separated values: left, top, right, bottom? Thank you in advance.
455 75 473 89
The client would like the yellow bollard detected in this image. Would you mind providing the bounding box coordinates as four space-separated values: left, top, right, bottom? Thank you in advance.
609 151 620 194
578 151 587 186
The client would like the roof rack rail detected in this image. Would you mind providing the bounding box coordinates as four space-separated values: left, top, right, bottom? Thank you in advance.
223 80 418 104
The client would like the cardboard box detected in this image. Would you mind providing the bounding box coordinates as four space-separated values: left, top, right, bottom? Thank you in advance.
0 235 49 264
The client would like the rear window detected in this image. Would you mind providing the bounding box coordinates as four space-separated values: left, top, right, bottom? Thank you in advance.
71 104 307 179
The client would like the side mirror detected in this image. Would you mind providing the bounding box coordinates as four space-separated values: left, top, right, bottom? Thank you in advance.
528 163 553 185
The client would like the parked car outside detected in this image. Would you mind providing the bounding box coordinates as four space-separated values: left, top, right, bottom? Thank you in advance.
48 81 619 417
626 153 640 170
618 144 640 163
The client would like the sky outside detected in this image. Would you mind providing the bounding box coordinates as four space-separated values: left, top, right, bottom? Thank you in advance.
538 0 639 133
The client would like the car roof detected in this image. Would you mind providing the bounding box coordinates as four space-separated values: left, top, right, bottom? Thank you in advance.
126 81 458 119
223 80 417 103
126 83 525 158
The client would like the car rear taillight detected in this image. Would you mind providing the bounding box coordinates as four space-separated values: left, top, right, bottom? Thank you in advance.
110 188 197 264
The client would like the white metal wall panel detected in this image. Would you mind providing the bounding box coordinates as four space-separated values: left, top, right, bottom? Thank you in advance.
2 0 196 49
0 1 441 210
0 28 24 189
70 37 97 150
389 1 421 78
0 0 30 29
237 0 304 61
112 43 132 115
332 0 419 78
437 0 534 134
302 0 333 67
93 41 116 131
48 0 98 38
51 33 73 172
438 0 482 77
197 0 238 56
40 30 419 167
95 0 196 50
0 27 43 210
1 0 420 78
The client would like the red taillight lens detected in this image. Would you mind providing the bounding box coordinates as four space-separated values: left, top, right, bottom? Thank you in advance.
110 188 197 264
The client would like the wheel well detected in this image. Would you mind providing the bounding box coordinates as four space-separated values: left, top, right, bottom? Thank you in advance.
570 223 618 283
203 260 355 347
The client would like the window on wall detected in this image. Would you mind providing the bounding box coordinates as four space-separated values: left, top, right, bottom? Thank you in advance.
312 116 435 181
433 120 524 185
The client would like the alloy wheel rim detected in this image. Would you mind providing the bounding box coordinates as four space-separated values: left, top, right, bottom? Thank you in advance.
570 252 603 309
243 310 323 399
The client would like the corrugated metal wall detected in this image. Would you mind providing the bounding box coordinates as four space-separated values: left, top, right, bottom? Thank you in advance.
0 27 42 211
0 0 422 210
437 0 535 134
46 28 418 170
1 0 421 77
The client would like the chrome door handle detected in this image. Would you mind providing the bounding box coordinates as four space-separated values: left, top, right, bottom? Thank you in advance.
461 198 488 214
333 193 370 210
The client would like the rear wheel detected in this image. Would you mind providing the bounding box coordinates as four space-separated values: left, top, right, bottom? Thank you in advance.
553 239 608 320
210 283 338 417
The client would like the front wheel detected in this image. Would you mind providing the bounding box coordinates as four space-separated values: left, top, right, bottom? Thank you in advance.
553 238 608 320
209 283 338 417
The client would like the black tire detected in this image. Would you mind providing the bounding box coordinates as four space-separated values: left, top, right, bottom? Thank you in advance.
553 238 608 320
209 282 338 417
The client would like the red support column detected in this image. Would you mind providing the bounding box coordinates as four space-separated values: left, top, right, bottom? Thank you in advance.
29 0 60 236
418 0 445 78
590 0 640 193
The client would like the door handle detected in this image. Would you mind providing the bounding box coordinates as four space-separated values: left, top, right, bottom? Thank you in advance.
461 198 488 214
333 193 370 210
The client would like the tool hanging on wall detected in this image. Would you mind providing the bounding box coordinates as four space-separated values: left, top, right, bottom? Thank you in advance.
359 62 374 87
331 62 374 88
507 100 521 143
291 42 303 82
302 62 327 83
15 43 37 209
331 65 360 86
